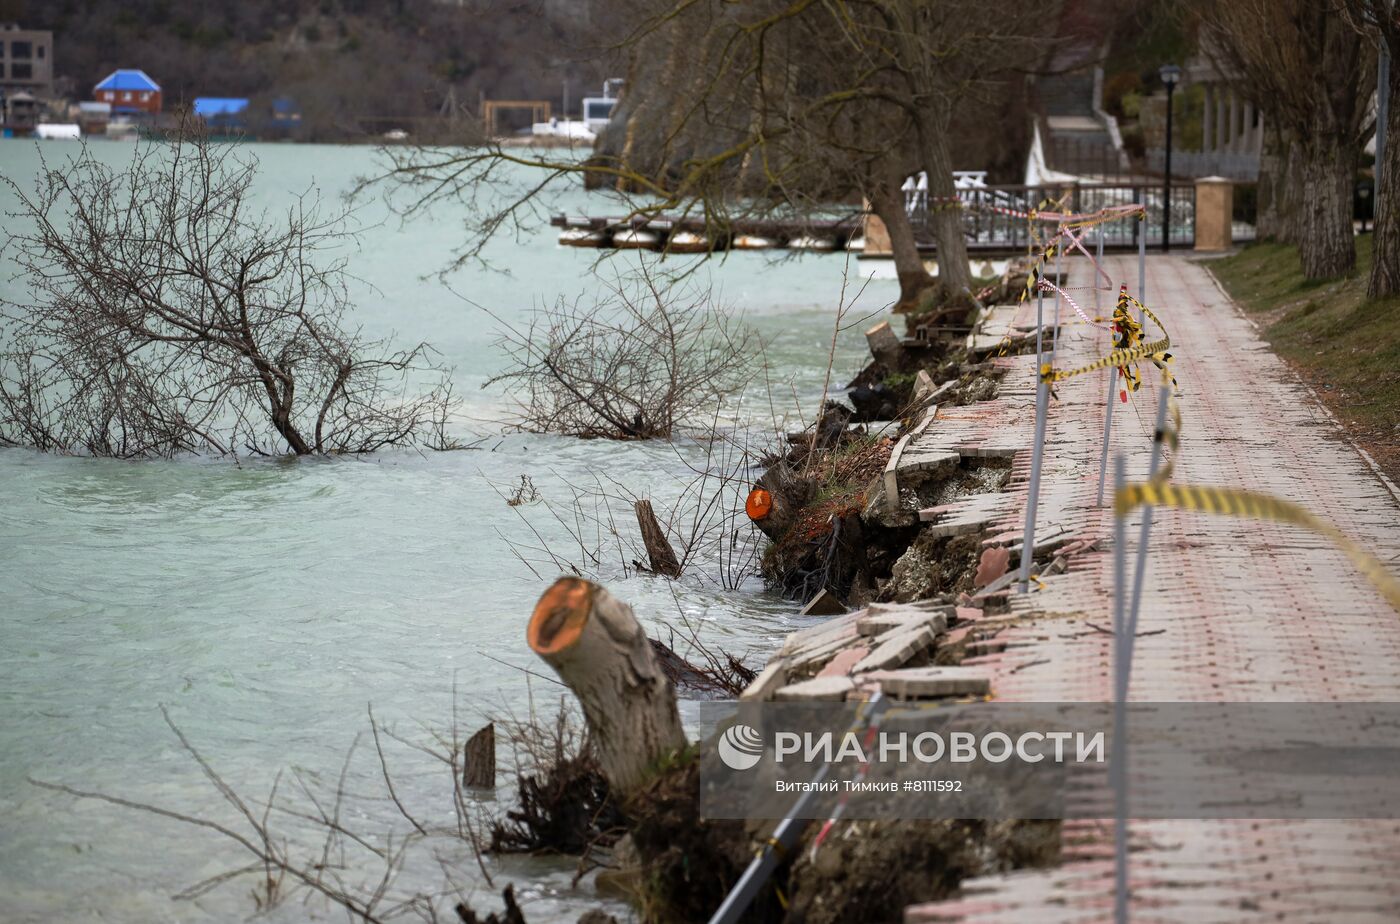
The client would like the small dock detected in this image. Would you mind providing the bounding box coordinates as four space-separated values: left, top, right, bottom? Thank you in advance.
550 212 861 252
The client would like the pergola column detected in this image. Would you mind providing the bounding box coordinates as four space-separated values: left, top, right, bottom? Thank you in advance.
1215 90 1227 157
1228 90 1240 153
1203 85 1214 152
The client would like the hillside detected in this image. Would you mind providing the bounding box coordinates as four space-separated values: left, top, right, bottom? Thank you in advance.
3 0 613 139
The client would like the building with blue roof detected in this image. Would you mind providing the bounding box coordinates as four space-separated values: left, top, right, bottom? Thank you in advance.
94 69 161 114
193 97 249 132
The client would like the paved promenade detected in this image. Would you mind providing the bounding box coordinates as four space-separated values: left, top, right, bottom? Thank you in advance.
906 254 1400 923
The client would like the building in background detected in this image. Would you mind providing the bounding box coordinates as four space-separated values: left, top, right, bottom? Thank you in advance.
0 23 54 97
193 97 249 134
1 22 54 133
94 69 162 116
2 88 37 134
77 100 111 135
271 97 301 127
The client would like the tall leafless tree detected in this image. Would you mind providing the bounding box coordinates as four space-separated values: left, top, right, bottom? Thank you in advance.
1198 0 1376 280
1 131 458 458
1341 0 1400 297
365 1 1048 312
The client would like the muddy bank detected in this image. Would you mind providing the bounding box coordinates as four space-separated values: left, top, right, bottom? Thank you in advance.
748 264 1035 611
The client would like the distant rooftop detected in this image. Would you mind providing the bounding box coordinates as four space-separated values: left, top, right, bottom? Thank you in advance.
94 70 161 92
193 97 249 117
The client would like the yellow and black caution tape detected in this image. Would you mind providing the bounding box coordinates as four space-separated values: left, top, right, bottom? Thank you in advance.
985 197 1145 359
1038 288 1177 397
1112 365 1400 613
1115 480 1400 613
998 203 1145 354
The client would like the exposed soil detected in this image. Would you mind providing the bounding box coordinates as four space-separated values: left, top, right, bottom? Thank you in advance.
490 753 623 855
616 756 1060 924
782 818 1060 924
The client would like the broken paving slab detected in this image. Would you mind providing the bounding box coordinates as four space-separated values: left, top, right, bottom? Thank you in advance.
918 491 1014 538
852 624 937 673
817 646 870 678
973 569 1022 597
858 666 991 699
994 524 1077 555
739 658 788 702
773 675 855 702
856 604 951 638
786 631 861 676
798 587 847 617
778 610 862 657
883 406 944 513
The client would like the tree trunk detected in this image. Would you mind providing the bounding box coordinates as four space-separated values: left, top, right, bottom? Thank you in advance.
919 127 973 295
1372 58 1400 298
527 578 686 793
1256 120 1298 243
746 462 808 541
462 722 495 789
1296 132 1356 280
634 499 682 577
868 177 934 309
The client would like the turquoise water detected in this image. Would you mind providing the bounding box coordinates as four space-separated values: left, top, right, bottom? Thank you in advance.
0 141 897 921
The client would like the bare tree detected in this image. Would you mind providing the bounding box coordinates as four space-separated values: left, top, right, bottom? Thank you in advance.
485 267 754 440
0 131 458 458
1342 0 1400 296
1197 0 1375 279
839 1 1047 300
363 1 1048 312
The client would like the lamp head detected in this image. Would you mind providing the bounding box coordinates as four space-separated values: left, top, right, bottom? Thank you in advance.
1159 64 1182 88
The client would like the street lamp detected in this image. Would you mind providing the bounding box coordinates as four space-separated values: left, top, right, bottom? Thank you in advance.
1159 64 1182 252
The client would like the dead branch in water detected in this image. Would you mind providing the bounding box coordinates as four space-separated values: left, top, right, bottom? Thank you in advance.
486 416 769 591
26 703 531 923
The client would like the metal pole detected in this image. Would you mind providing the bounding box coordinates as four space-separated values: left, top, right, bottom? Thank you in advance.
1125 383 1171 652
1035 269 1044 358
709 693 886 924
1050 244 1062 364
1096 223 1104 312
1112 453 1129 924
1095 224 1117 507
709 770 826 924
1096 369 1119 506
1018 376 1050 591
1137 216 1147 329
1163 82 1174 253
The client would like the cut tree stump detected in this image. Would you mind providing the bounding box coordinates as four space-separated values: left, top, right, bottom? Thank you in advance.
528 577 687 792
634 499 682 577
747 462 808 540
463 722 495 789
866 320 904 366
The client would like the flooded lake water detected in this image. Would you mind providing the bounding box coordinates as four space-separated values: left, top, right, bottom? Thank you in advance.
0 140 897 921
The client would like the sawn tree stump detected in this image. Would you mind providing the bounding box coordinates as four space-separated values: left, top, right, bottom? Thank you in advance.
527 577 687 792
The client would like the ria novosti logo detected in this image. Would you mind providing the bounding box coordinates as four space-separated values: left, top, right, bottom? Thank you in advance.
714 724 1106 771
717 724 764 770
